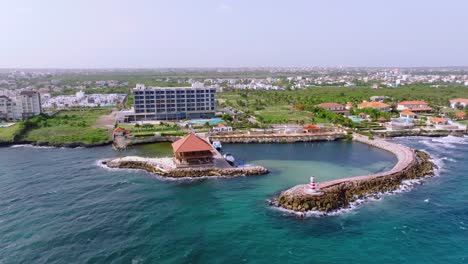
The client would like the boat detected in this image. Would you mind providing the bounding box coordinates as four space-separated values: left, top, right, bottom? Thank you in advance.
223 153 235 166
212 140 222 150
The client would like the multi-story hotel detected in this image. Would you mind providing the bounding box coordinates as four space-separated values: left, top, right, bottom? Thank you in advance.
0 90 42 120
128 83 216 121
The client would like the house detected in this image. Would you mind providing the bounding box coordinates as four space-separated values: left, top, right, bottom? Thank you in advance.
172 134 214 167
399 110 417 119
357 102 392 112
427 117 448 125
397 101 432 113
449 98 468 109
113 127 131 138
345 102 353 110
212 124 233 133
316 102 348 114
454 112 466 120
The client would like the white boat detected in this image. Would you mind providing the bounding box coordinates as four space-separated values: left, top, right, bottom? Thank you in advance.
223 153 235 165
212 140 222 150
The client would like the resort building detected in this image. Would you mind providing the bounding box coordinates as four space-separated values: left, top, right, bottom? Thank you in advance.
449 98 468 109
357 102 392 112
396 101 432 113
212 124 233 133
427 117 448 126
172 133 214 167
129 83 216 121
0 91 42 120
316 102 348 114
399 110 417 119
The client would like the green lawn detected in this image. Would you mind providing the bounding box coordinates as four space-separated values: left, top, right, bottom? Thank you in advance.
22 109 111 145
0 124 21 142
254 105 314 123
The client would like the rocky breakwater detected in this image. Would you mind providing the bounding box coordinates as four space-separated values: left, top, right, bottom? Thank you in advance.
102 156 269 178
275 134 435 213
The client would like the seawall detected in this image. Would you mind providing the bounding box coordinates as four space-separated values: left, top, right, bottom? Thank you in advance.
209 133 346 144
275 134 435 212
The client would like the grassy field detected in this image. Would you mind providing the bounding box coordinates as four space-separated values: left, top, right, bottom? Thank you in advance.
0 124 21 142
22 109 112 145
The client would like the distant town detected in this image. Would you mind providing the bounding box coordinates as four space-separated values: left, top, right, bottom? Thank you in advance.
0 68 467 148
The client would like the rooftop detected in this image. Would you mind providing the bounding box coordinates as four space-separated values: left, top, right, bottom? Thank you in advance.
398 100 428 105
172 134 213 153
358 102 390 108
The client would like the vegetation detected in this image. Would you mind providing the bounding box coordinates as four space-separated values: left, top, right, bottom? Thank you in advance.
0 124 21 143
14 109 112 145
218 84 468 126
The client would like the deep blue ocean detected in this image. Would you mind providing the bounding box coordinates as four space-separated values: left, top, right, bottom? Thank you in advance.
0 137 467 263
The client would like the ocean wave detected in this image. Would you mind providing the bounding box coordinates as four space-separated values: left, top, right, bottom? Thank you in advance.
10 144 56 149
431 135 468 145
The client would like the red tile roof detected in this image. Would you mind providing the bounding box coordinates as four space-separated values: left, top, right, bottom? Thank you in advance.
317 102 344 108
398 100 428 105
455 112 466 118
429 117 447 124
400 110 416 115
303 124 321 130
450 98 468 103
114 127 125 133
172 134 213 153
358 102 390 108
406 107 433 112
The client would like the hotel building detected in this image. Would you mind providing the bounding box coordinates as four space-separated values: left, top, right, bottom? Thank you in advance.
129 83 216 121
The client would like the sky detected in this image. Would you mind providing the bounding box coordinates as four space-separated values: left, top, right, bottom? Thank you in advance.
0 0 467 68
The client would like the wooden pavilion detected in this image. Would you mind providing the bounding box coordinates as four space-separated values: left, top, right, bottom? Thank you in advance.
171 134 214 167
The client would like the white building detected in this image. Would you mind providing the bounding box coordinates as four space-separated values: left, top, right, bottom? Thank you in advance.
396 101 432 113
0 90 42 120
449 98 468 108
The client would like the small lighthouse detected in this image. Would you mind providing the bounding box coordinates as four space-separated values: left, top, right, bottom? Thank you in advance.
305 176 321 195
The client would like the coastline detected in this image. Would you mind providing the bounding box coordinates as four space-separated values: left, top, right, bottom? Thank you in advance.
0 140 113 148
274 134 435 213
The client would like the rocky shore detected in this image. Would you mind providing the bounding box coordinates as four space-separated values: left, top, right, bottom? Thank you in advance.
102 156 269 178
275 134 435 213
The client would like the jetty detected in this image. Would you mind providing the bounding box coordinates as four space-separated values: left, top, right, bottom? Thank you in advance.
275 134 435 212
103 133 268 178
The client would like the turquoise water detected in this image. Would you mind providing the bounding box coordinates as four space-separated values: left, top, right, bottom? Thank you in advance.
188 118 223 125
348 116 364 122
0 138 467 263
